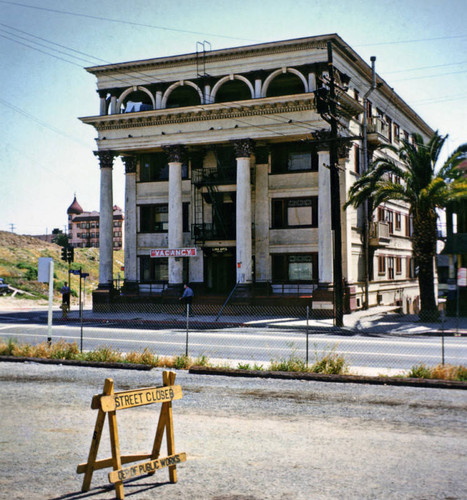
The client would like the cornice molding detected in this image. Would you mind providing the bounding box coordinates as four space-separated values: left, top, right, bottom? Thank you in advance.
81 95 317 132
86 38 331 76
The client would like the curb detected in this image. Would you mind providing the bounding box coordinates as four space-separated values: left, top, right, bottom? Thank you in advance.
188 365 467 390
0 356 152 370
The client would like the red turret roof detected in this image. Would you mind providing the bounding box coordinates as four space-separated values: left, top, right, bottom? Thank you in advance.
67 196 83 215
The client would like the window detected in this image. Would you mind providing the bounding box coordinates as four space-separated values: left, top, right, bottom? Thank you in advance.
271 143 318 173
386 116 393 142
405 214 413 237
354 89 360 102
378 207 394 233
139 256 168 282
272 198 318 228
396 257 402 275
354 144 361 174
367 100 372 119
140 153 188 182
387 256 395 280
406 257 415 278
271 253 318 282
395 212 401 231
394 123 400 141
139 203 189 233
378 255 386 275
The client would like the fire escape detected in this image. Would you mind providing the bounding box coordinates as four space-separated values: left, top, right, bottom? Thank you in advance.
191 150 239 244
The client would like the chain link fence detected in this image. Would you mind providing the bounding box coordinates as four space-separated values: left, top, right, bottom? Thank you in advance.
39 301 465 374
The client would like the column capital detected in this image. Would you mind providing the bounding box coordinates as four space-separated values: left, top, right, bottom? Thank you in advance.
94 150 116 169
163 144 187 163
232 138 255 158
121 155 137 174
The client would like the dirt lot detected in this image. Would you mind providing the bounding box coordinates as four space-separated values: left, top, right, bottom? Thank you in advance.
0 361 466 500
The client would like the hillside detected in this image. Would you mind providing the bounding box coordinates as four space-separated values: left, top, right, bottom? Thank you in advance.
0 231 124 301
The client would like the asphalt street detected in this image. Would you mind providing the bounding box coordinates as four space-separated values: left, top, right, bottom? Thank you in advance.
1 310 466 373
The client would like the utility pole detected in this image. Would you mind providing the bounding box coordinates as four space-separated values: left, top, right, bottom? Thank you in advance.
9 223 16 233
327 41 344 327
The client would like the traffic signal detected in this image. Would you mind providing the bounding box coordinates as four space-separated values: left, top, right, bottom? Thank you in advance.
61 247 67 261
67 247 74 263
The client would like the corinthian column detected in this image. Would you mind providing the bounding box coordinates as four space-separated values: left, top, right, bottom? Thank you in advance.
121 155 137 287
94 150 115 289
164 145 186 286
233 139 255 286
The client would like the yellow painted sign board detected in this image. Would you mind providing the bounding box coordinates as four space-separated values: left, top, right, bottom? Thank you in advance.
77 372 186 500
95 385 183 412
109 453 187 483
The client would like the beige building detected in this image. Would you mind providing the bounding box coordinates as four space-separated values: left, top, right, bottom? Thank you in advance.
67 196 124 251
80 34 433 311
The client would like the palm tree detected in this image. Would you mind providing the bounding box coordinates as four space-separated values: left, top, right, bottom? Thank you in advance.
346 132 467 320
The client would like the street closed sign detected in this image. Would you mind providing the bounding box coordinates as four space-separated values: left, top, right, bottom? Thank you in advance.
151 248 197 258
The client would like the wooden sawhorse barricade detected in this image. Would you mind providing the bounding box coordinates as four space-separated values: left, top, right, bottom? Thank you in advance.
77 371 186 499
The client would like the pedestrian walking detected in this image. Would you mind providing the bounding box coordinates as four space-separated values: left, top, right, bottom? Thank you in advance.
60 282 71 308
179 284 194 315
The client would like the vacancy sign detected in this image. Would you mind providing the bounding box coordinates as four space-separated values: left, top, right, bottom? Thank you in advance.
151 248 197 258
458 267 467 287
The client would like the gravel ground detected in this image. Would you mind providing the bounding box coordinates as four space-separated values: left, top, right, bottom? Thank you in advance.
0 362 466 500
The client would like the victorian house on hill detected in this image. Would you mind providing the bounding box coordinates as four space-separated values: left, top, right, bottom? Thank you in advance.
80 34 434 312
67 196 124 251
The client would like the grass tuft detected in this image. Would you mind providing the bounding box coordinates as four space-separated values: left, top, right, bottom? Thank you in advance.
408 363 467 381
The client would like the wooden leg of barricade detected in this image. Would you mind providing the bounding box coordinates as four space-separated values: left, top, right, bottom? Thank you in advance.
107 380 124 499
81 378 112 492
149 371 178 482
164 371 177 483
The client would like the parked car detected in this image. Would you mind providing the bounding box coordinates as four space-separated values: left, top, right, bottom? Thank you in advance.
0 278 10 295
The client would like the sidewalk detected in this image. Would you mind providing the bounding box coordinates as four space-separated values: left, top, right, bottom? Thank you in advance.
54 304 467 336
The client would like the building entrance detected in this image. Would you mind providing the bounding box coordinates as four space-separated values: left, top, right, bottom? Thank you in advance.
204 248 236 294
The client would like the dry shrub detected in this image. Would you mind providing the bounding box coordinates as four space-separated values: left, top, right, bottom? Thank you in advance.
431 364 467 381
84 346 124 363
125 348 159 367
409 363 467 381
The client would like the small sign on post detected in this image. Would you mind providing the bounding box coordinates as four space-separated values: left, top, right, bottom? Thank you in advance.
77 371 186 500
458 267 467 287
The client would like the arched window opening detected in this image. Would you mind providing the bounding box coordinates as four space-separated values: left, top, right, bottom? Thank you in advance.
122 90 153 113
215 80 251 103
166 85 201 108
266 73 306 98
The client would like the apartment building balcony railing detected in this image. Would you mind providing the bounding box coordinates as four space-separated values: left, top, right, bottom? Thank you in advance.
192 167 236 186
192 223 236 242
367 117 390 146
369 221 390 246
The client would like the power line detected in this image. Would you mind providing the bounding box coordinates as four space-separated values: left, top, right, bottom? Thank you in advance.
0 23 108 64
385 61 467 74
0 97 90 147
1 23 325 141
0 33 83 67
355 34 467 47
0 0 259 42
392 70 467 82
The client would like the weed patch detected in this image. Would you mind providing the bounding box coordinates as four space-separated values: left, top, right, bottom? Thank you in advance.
409 363 467 382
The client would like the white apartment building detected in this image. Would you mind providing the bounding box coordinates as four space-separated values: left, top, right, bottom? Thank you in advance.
80 34 433 312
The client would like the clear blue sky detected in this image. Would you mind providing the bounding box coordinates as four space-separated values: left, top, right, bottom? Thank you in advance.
1 0 466 235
